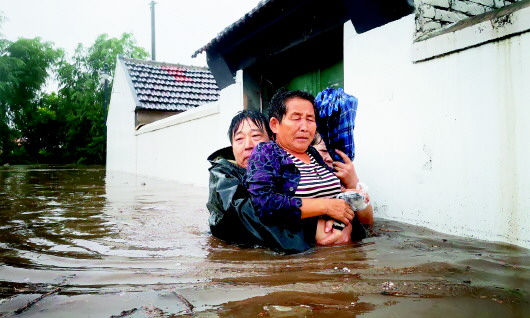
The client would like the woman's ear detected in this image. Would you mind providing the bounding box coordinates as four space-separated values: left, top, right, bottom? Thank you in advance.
270 117 279 134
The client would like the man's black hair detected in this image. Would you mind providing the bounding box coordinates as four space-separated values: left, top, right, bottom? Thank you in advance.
228 110 272 144
268 88 316 123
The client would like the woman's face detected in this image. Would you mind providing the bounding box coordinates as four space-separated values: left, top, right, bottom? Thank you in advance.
314 138 333 169
270 97 316 154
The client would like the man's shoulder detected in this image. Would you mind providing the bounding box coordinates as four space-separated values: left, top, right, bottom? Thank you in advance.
207 146 234 163
210 158 244 174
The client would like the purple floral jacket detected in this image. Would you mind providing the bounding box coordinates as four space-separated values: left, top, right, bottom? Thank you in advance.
245 140 332 227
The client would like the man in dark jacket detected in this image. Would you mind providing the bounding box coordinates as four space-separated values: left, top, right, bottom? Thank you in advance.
206 110 313 254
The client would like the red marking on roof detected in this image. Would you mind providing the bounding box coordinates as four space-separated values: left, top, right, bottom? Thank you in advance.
161 66 193 82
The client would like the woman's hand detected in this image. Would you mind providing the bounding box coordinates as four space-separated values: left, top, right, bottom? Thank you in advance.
325 199 355 224
332 149 359 189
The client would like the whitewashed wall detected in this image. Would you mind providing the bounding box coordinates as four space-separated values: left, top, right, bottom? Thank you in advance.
134 103 221 185
106 60 137 174
344 12 530 248
106 65 245 187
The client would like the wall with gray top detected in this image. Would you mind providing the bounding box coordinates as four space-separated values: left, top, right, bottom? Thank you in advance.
414 0 523 40
344 4 530 248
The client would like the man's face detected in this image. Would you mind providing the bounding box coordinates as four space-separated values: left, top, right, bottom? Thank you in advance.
232 119 270 168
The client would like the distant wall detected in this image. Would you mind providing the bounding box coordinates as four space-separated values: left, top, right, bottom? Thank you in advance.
344 7 530 248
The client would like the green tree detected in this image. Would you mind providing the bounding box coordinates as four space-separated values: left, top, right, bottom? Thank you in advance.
0 46 21 163
0 35 63 164
28 92 64 163
57 33 148 164
0 28 148 165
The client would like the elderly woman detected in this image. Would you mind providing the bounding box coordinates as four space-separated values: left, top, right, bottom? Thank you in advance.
207 110 314 253
246 89 373 246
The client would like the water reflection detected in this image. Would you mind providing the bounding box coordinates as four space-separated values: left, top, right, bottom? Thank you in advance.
1 166 529 317
213 291 375 317
104 170 210 259
0 165 111 267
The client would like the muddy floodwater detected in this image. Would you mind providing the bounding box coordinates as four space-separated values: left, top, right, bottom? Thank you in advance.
0 165 529 317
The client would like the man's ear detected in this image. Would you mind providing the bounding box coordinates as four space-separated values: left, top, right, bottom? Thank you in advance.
270 117 279 134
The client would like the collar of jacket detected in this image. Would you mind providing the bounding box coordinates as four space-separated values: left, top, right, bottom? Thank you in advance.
207 146 235 164
207 146 242 175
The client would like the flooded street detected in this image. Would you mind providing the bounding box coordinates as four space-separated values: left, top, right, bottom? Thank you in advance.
1 166 529 317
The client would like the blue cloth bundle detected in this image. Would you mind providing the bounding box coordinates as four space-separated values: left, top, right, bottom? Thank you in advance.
314 88 358 162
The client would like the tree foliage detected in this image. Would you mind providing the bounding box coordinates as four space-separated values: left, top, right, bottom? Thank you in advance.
0 29 149 165
56 33 149 164
0 36 63 163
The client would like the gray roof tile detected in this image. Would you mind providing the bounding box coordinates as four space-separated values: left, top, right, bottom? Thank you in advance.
122 57 220 111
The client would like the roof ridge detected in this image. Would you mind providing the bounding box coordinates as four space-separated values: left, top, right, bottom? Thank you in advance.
120 55 210 70
192 0 273 58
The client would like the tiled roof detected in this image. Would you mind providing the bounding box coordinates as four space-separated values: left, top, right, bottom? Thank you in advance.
122 57 220 111
192 0 415 59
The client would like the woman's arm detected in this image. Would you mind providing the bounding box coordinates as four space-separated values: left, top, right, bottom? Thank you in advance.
299 198 354 224
332 149 374 225
246 143 305 223
246 143 354 225
356 204 373 225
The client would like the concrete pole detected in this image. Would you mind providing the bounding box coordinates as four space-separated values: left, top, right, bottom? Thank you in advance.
150 1 156 61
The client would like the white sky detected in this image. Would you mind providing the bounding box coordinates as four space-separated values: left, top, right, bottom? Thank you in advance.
0 0 262 66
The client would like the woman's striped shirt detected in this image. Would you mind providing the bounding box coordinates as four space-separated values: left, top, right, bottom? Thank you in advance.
289 153 342 199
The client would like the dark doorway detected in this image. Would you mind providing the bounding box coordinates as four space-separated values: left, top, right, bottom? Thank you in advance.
243 26 344 116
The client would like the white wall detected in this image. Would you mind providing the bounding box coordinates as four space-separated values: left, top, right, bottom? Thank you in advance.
106 59 137 173
344 13 530 248
107 66 246 187
135 103 221 185
134 71 245 186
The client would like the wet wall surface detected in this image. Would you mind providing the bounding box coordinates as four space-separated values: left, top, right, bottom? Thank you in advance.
0 166 529 317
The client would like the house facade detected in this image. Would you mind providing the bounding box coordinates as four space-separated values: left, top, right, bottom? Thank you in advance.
107 0 530 248
106 56 234 185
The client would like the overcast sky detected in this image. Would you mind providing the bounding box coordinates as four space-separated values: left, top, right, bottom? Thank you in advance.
0 0 262 66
